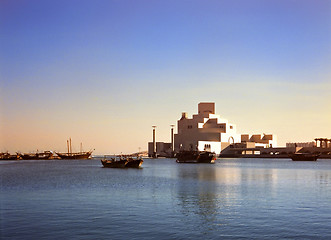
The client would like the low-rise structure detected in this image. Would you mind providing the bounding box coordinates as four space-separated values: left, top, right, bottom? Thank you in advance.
242 134 277 148
286 142 316 148
148 142 172 157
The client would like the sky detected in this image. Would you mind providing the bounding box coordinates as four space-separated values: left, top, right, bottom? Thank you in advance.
0 0 330 154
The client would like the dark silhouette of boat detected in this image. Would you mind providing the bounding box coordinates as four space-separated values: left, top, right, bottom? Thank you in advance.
289 153 320 161
18 151 53 160
101 156 143 168
176 150 216 163
101 158 128 168
56 138 93 159
0 152 18 160
56 151 92 159
125 157 144 168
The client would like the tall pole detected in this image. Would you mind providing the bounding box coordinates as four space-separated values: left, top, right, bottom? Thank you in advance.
170 124 175 157
152 126 156 158
67 140 70 155
70 137 72 155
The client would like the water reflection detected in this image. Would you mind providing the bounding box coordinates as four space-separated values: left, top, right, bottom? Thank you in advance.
316 171 331 185
175 165 220 229
2 158 331 239
174 162 283 231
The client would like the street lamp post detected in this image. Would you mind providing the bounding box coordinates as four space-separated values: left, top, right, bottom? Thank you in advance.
170 124 175 157
152 126 157 158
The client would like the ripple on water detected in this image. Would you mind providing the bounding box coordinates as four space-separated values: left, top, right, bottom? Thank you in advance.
1 158 331 239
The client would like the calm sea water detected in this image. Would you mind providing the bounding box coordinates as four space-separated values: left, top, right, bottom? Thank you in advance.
1 158 331 239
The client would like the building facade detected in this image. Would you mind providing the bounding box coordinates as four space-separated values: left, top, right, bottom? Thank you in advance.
241 134 277 148
174 102 242 154
148 142 172 157
148 102 277 156
286 142 316 148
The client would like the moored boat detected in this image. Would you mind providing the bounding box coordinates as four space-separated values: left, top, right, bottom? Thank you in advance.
176 150 216 164
289 153 320 161
101 158 128 168
0 152 18 160
56 138 93 159
56 151 92 159
125 157 144 168
101 156 143 168
19 151 53 160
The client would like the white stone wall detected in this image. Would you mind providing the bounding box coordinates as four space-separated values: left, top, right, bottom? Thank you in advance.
286 142 315 148
197 141 222 153
240 133 277 148
174 103 277 153
174 103 241 152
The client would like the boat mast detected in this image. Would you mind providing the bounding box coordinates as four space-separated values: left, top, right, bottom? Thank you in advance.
70 137 72 155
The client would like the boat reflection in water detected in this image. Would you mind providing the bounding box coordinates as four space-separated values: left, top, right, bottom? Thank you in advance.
176 161 219 228
176 150 216 164
101 155 143 168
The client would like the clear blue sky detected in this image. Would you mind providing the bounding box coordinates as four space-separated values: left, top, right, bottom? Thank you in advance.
1 0 330 154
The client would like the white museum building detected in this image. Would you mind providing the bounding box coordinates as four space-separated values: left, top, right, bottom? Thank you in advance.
174 102 276 154
148 102 277 156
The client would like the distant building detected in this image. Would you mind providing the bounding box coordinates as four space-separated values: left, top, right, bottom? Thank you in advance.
286 142 316 148
174 102 240 154
148 142 172 157
242 134 277 148
174 102 277 154
148 102 277 156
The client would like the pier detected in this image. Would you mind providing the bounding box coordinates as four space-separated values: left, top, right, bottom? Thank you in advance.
220 145 331 159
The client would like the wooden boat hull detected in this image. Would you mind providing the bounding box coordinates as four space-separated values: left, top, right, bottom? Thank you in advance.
0 153 18 160
56 152 92 159
20 152 53 160
101 159 128 168
101 158 144 168
289 153 319 161
125 159 144 168
176 151 216 164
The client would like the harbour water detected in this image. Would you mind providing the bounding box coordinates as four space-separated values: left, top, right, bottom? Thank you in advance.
1 158 331 239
